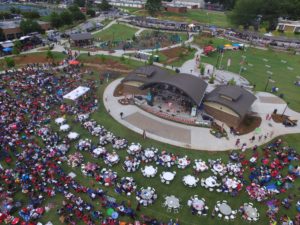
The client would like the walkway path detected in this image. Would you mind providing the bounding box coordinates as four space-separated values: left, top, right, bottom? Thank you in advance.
103 78 300 151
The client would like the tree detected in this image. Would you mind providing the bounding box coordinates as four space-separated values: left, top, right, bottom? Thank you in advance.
98 0 112 11
10 7 21 14
73 0 85 7
229 0 262 29
12 40 22 55
87 9 96 17
60 10 73 25
22 11 40 20
145 0 162 16
50 12 62 28
0 28 5 41
20 19 42 34
5 57 15 68
68 6 86 21
46 49 54 61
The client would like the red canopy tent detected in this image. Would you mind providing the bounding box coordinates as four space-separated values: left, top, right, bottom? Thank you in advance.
69 60 80 65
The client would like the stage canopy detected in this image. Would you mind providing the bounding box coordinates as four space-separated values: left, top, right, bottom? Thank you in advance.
122 65 208 106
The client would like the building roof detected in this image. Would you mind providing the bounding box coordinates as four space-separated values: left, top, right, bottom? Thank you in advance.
205 85 257 118
70 32 92 41
122 65 208 105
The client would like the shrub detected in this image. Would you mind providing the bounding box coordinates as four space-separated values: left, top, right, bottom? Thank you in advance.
5 57 15 68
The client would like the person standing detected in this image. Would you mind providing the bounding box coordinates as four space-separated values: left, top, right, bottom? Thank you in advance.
120 112 124 119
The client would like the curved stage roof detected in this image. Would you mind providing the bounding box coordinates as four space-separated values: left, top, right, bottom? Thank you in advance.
122 65 208 106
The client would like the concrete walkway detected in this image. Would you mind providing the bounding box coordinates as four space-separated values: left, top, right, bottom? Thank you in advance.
103 78 300 151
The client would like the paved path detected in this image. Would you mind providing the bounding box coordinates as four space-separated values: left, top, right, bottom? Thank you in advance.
103 78 300 151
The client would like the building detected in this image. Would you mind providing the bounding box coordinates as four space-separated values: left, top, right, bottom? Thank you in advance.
95 0 145 8
277 19 300 33
204 85 256 127
69 33 93 47
170 0 204 9
0 20 51 40
165 4 187 13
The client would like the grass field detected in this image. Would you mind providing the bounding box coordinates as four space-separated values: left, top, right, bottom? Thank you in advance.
133 9 230 28
2 54 300 225
196 36 300 112
93 24 138 41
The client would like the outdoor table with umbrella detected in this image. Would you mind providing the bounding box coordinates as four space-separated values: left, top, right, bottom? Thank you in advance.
60 124 70 132
194 159 208 172
219 203 232 216
55 117 65 125
203 176 219 188
136 187 156 206
177 156 190 169
104 152 120 166
68 132 79 140
164 195 180 211
183 175 198 187
127 143 142 155
92 147 107 158
160 171 176 184
142 165 157 177
142 147 158 162
244 203 259 220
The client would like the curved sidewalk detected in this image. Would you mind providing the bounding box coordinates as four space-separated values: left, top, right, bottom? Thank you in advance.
103 78 300 151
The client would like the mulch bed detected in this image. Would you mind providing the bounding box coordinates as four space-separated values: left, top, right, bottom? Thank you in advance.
272 114 288 123
235 116 262 135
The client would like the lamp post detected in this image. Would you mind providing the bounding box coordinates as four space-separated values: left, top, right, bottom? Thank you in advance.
282 102 290 116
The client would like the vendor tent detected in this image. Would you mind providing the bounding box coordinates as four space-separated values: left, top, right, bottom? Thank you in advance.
63 86 90 101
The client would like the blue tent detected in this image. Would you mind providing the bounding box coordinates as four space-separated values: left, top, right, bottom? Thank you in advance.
3 47 12 52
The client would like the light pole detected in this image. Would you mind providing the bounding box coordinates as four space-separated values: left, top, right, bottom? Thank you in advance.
282 102 290 116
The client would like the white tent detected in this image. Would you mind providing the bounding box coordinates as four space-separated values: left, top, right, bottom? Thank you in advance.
63 86 90 101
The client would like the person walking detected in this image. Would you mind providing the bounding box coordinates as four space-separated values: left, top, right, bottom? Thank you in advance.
120 112 124 119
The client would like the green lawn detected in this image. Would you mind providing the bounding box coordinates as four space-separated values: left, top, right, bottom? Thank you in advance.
198 36 300 112
2 53 300 225
93 24 138 41
133 9 230 28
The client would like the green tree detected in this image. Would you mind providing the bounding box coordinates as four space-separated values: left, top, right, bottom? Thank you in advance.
22 11 40 19
0 28 5 41
98 0 112 11
5 57 15 68
46 49 54 61
10 7 21 14
20 19 42 34
229 0 262 29
68 6 86 21
60 10 73 25
12 40 22 55
50 12 62 28
145 0 162 16
73 0 85 7
87 9 96 17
